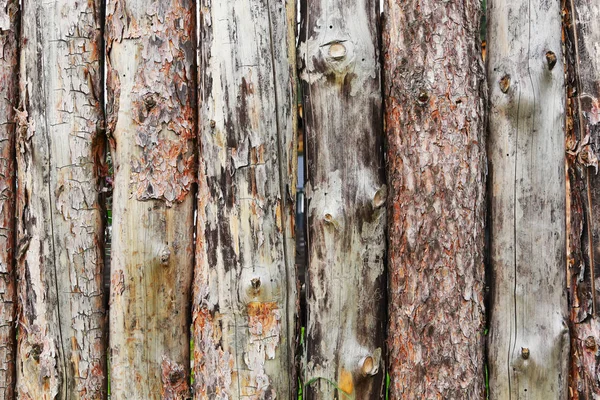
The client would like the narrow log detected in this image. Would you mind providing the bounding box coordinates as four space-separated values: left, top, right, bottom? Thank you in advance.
193 0 297 398
16 0 107 397
0 1 19 398
298 1 387 397
105 0 196 398
383 0 487 397
486 0 569 397
563 0 600 396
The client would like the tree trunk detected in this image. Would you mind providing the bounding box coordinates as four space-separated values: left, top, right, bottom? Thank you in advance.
298 1 387 398
0 1 19 398
16 0 107 398
105 1 196 398
383 0 487 397
193 0 297 398
563 0 600 396
486 0 569 397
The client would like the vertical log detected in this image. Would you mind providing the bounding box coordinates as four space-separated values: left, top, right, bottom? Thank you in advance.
193 0 297 398
0 1 18 398
16 0 107 398
298 1 386 398
105 0 196 398
563 0 600 396
486 0 569 397
383 0 487 397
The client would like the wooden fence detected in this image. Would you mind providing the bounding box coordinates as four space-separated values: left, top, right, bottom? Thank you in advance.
0 0 599 399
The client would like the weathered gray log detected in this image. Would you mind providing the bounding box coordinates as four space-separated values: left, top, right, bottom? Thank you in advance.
0 1 18 398
486 0 569 397
106 0 196 398
383 0 487 397
16 0 107 398
193 0 297 398
563 0 600 396
298 1 386 397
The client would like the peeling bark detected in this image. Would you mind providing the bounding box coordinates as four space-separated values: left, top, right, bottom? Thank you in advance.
298 1 386 398
193 0 297 398
486 0 569 397
105 0 196 398
382 0 487 397
0 1 18 398
16 0 107 398
563 0 600 396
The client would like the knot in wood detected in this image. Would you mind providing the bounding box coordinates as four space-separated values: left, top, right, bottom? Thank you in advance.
360 356 374 376
359 347 381 376
31 344 42 361
251 277 261 289
521 347 530 359
160 249 171 266
499 74 511 94
328 42 347 60
169 369 184 384
372 185 387 209
545 51 557 70
585 336 596 350
417 90 429 105
143 95 157 111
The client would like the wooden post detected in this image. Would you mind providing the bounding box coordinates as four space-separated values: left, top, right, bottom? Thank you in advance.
564 0 600 396
16 0 107 397
0 1 19 398
105 0 196 398
298 1 387 398
486 0 569 396
192 0 297 398
383 0 487 397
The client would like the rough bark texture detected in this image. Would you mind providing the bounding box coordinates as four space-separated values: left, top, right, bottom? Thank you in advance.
486 0 569 397
563 0 600 396
383 0 487 397
298 1 386 398
193 0 297 398
0 1 18 398
106 0 196 398
16 0 107 398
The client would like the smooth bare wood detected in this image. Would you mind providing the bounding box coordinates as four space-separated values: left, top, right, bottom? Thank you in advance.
383 0 487 397
16 0 107 398
0 1 18 398
298 1 386 397
486 0 569 397
563 0 600 396
106 1 196 398
193 0 297 398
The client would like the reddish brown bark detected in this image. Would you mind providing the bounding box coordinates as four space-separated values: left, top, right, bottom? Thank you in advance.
0 1 18 398
383 0 487 397
564 0 600 396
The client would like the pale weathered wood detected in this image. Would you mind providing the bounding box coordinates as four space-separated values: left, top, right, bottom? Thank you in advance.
563 0 600 396
487 0 569 396
193 0 297 398
0 1 18 398
16 0 107 398
106 0 196 398
383 0 487 397
298 1 386 397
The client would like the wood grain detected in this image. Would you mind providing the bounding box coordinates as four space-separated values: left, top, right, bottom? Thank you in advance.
193 0 298 398
299 1 387 397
